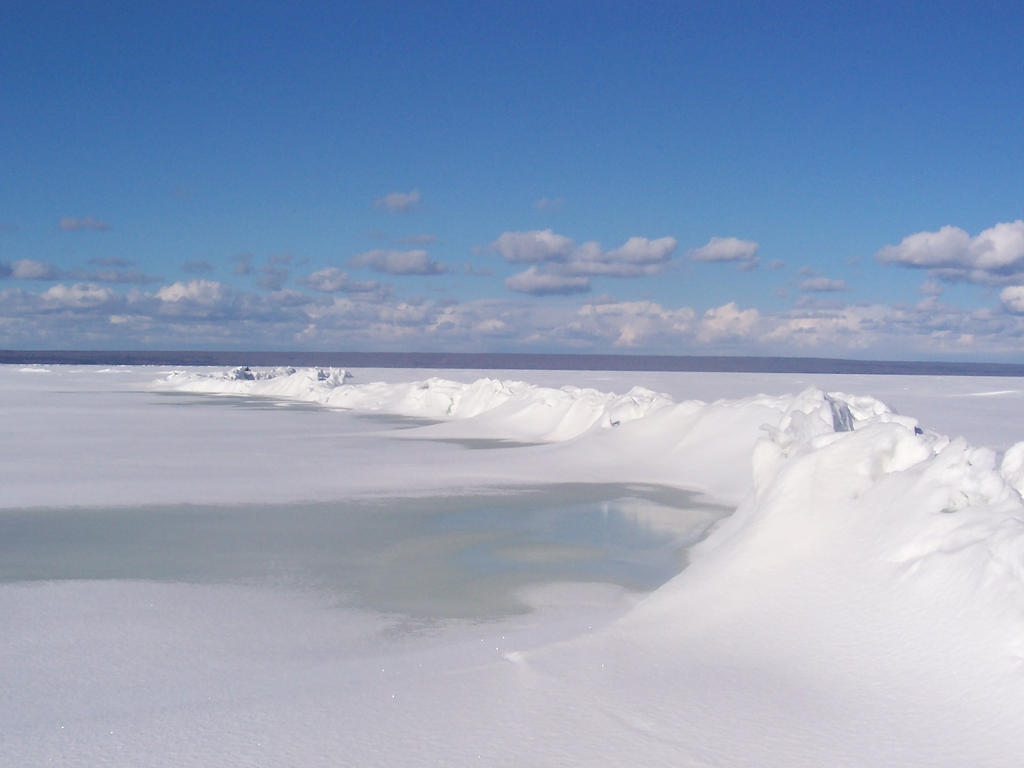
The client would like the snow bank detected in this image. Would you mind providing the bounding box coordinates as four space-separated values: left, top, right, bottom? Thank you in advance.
159 366 675 442
509 387 1024 766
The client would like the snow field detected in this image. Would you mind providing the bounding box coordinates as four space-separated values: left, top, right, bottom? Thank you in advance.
5 364 1024 765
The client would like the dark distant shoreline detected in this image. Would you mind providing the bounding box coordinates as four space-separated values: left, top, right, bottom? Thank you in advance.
3 349 1024 377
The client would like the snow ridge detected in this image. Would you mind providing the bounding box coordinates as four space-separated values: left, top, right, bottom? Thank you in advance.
157 368 1024 630
158 366 675 441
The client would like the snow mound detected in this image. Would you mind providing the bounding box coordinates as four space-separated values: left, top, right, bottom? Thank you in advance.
157 367 675 441
162 366 350 400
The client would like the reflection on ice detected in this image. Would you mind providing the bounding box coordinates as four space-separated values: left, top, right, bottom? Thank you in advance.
0 483 727 620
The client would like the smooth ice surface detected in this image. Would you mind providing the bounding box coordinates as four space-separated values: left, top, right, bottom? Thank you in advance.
6 364 1024 766
0 485 721 619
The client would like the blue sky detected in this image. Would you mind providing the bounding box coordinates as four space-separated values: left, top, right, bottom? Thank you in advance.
2 0 1023 359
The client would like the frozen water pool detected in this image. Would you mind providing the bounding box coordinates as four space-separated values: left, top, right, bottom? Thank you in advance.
0 484 727 620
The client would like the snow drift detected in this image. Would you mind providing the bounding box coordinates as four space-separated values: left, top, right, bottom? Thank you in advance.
160 366 676 442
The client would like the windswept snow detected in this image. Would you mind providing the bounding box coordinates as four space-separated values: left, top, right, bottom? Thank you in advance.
6 363 1024 766
161 366 674 442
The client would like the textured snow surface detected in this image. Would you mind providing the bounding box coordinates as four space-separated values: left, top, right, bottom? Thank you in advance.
6 364 1024 766
161 365 675 442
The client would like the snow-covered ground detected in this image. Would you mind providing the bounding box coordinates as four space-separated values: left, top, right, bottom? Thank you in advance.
4 364 1024 766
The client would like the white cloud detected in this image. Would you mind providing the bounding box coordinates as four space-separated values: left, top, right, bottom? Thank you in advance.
565 237 677 278
573 300 695 347
11 259 60 280
302 268 351 292
602 236 678 265
799 277 848 292
1000 286 1024 314
350 249 446 275
688 237 760 268
876 220 1024 283
494 230 677 286
2 259 158 285
59 216 109 231
505 266 590 295
876 225 972 268
697 302 760 343
492 229 575 263
376 189 422 213
533 197 565 212
156 279 225 305
41 283 115 308
301 267 380 294
764 309 874 348
426 302 517 338
108 314 144 325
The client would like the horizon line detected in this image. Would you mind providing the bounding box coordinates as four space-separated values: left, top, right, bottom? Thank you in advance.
4 349 1024 377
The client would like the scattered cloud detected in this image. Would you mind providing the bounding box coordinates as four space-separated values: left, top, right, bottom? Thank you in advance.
799 276 848 292
74 267 160 284
350 249 447 275
232 253 254 275
570 236 678 277
534 197 565 212
571 300 695 347
257 265 289 290
877 220 1024 284
182 260 213 274
1000 286 1024 314
505 266 590 295
697 302 760 343
301 267 381 294
398 233 437 245
0 259 158 284
42 283 116 308
90 257 134 267
9 259 60 280
463 262 494 277
376 189 422 213
59 216 109 231
688 237 759 269
919 279 944 296
156 279 226 306
492 229 575 264
493 230 678 290
5 273 1024 358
